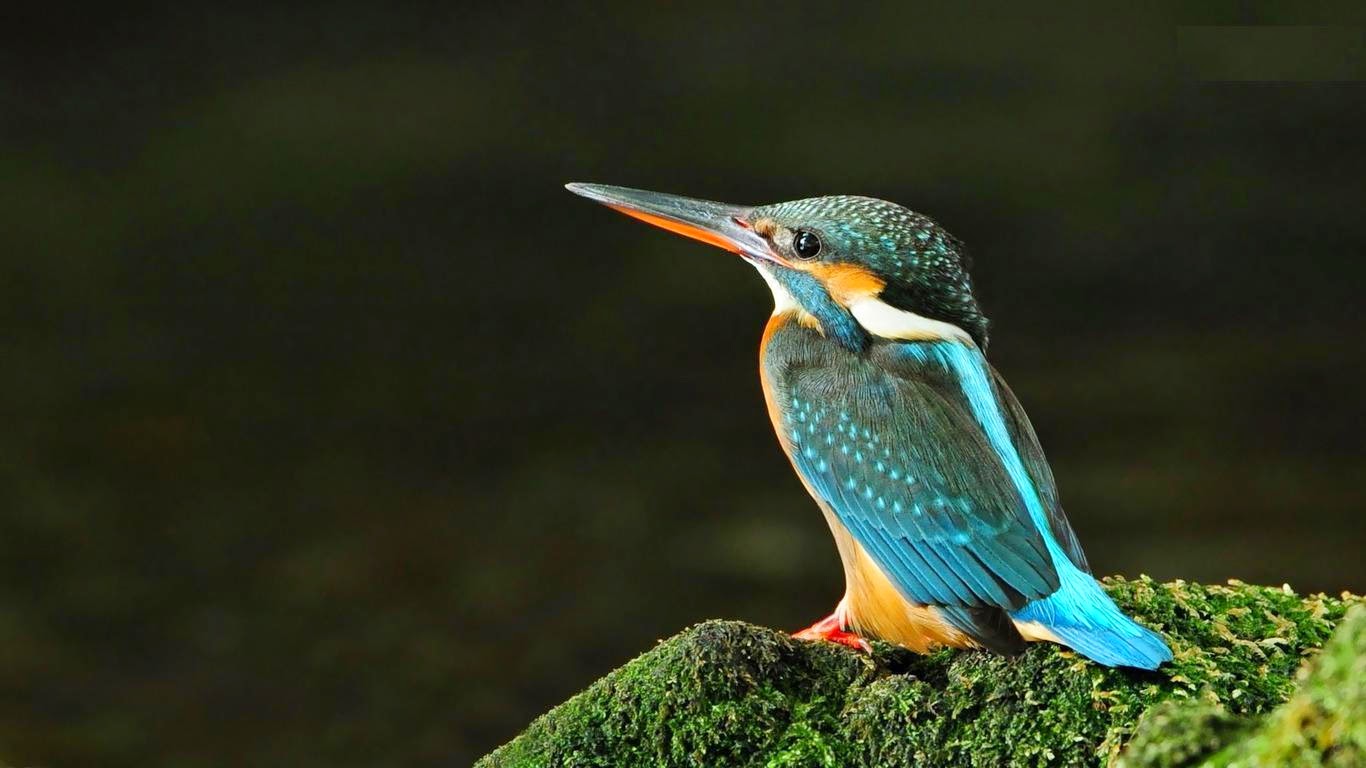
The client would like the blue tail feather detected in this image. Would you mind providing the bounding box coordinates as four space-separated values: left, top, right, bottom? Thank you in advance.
938 344 1172 670
1011 562 1172 670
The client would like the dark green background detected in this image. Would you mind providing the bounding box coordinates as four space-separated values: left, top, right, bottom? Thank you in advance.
3 5 1364 766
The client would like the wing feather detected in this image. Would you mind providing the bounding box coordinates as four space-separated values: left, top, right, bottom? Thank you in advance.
988 367 1091 573
779 348 1060 611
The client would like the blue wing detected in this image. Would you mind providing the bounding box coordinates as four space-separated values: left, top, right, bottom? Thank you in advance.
989 366 1090 573
770 329 1170 667
989 366 1173 668
777 348 1060 611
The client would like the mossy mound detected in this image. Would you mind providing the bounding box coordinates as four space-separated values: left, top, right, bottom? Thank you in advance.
1121 603 1364 768
477 578 1361 767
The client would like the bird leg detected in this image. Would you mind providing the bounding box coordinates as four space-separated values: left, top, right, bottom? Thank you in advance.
793 599 871 652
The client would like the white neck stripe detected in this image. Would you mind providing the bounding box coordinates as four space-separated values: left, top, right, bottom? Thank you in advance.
847 296 972 344
754 267 969 344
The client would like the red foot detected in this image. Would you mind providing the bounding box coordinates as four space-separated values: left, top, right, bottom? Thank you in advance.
793 611 872 653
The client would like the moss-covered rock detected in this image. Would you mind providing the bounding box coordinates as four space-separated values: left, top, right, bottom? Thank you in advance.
1119 603 1364 768
477 578 1361 768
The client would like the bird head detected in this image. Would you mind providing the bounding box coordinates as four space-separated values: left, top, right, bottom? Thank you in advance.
566 183 988 351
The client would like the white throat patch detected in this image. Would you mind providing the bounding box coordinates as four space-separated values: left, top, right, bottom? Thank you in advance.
755 265 799 315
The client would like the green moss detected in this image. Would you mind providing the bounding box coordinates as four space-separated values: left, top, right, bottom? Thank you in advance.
1207 603 1364 767
477 579 1361 768
1113 699 1249 768
1118 604 1365 768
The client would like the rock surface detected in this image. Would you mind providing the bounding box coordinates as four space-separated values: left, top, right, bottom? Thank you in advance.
477 578 1362 767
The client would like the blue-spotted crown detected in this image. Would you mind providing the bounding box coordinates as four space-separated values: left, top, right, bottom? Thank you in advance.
753 196 989 348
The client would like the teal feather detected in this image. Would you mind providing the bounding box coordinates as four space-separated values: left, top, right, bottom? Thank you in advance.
909 341 1172 670
767 326 1172 668
769 330 1060 614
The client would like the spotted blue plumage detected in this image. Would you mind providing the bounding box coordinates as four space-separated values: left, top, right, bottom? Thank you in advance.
778 341 1060 616
919 342 1172 669
776 334 1172 669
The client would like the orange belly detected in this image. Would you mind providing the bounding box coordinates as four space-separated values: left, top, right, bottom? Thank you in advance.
822 509 1065 650
821 508 978 652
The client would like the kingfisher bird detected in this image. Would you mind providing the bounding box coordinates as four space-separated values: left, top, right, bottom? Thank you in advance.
565 183 1173 670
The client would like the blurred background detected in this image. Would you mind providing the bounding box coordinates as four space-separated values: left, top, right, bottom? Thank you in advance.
3 4 1365 766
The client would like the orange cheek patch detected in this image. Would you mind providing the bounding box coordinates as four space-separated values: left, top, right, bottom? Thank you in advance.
809 263 886 306
608 205 740 254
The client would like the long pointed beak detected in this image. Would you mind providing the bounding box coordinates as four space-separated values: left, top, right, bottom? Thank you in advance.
565 183 782 265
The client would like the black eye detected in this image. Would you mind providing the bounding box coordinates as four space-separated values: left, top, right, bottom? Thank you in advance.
793 230 822 259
